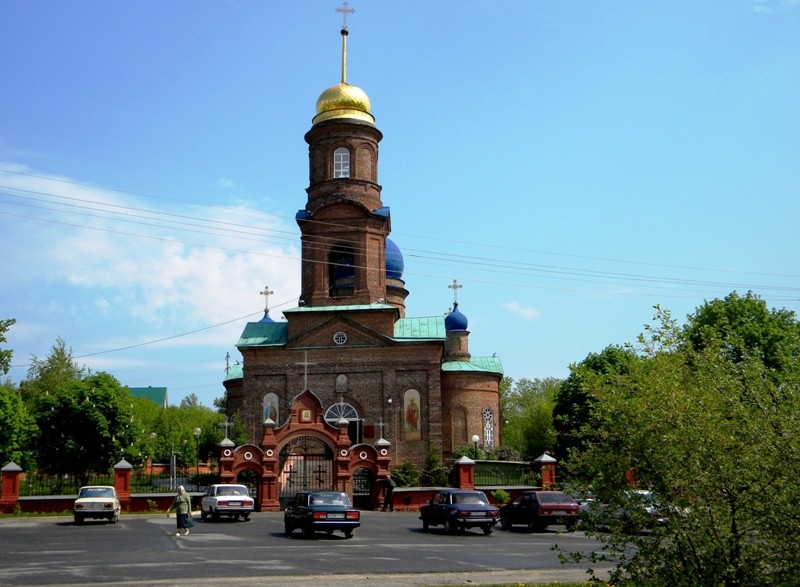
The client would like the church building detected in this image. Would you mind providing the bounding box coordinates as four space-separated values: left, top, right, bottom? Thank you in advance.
221 12 503 511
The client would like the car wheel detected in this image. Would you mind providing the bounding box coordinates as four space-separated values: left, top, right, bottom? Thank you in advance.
74 515 83 525
242 514 250 522
445 518 458 534
284 524 292 537
112 512 119 524
501 517 512 531
422 520 429 533
482 524 493 535
343 529 354 539
302 524 314 539
212 509 220 522
200 509 208 521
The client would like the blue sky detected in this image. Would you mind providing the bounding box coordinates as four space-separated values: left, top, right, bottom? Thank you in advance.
2 1 798 408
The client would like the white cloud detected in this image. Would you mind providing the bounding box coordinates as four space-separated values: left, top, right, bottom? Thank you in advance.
503 301 541 320
1 165 301 352
216 177 235 189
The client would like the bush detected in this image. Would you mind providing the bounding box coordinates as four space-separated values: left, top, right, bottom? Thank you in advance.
390 461 418 487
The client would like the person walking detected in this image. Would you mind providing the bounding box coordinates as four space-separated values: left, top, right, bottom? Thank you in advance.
382 473 396 512
167 485 193 536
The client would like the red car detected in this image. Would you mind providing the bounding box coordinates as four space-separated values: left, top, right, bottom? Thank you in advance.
499 490 579 532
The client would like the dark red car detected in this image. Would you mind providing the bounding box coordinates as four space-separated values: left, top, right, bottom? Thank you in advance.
499 490 579 532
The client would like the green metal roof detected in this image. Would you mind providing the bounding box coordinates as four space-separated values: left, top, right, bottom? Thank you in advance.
442 356 504 375
393 316 447 340
129 386 168 407
237 321 289 347
224 362 243 382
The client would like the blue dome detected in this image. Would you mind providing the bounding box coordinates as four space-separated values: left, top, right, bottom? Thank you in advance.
385 238 404 280
445 303 469 331
259 311 276 324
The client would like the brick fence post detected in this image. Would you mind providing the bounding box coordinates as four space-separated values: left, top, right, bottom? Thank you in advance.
0 462 23 514
114 459 133 511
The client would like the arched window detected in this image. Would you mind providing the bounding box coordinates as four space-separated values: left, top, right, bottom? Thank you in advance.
333 147 350 178
263 393 279 424
325 402 362 445
482 408 495 448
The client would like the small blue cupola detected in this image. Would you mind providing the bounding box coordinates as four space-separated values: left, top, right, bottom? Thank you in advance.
385 238 404 280
445 302 469 331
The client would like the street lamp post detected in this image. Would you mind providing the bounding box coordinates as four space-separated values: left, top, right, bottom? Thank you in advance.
193 427 202 489
471 434 480 459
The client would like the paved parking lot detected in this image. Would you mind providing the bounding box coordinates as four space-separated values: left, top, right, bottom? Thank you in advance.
0 511 608 586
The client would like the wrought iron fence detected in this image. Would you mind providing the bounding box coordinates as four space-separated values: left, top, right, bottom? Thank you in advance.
18 470 219 497
473 461 535 486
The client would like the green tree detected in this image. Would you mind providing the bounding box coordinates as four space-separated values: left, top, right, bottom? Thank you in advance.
420 442 450 487
564 302 800 586
501 377 560 459
552 345 637 462
685 290 800 372
19 337 87 407
0 318 15 375
32 372 135 488
0 380 35 467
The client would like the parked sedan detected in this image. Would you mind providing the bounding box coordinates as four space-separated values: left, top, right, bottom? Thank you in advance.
201 484 255 521
419 489 499 535
284 491 360 539
499 490 579 532
73 485 120 524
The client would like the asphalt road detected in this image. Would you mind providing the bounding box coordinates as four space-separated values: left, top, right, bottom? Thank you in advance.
0 511 609 587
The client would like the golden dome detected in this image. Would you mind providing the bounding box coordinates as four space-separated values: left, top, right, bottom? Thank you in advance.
313 82 375 126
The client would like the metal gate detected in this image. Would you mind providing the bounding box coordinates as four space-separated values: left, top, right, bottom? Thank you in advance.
352 467 373 510
278 436 334 509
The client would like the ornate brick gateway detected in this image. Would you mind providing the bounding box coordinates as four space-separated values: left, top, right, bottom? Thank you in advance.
218 390 391 512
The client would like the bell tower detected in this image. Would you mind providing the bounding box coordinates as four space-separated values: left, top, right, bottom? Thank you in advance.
297 12 389 308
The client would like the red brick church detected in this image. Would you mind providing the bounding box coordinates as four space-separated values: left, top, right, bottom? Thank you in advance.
221 11 502 511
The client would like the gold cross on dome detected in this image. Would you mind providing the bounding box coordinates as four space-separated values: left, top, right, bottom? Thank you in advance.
336 1 355 30
259 285 274 311
448 279 463 304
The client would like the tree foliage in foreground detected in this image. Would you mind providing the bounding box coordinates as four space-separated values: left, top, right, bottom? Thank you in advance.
563 297 800 587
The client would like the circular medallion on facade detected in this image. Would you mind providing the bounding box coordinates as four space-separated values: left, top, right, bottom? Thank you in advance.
223 449 232 457
266 449 274 457
340 449 348 457
359 451 368 460
244 451 253 460
333 331 347 345
380 448 388 456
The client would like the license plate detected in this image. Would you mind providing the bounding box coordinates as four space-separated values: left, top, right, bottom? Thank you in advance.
552 510 568 515
327 513 345 519
228 501 242 506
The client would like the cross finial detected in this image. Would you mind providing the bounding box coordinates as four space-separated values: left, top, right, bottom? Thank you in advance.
296 351 317 391
219 416 233 439
448 279 463 304
378 419 385 438
259 285 274 313
336 1 355 30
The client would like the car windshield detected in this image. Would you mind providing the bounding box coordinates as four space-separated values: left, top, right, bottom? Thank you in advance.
452 492 489 505
536 492 575 505
78 487 114 498
309 493 350 506
217 486 248 496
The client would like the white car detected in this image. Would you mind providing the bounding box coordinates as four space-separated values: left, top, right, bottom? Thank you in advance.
73 485 121 524
201 484 254 521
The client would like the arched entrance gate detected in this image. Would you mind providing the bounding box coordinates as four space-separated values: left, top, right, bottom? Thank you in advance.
218 390 392 512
